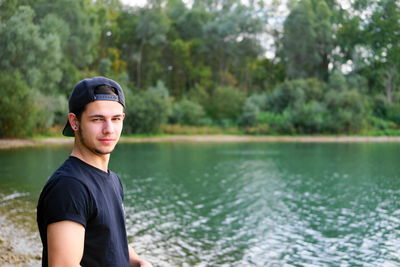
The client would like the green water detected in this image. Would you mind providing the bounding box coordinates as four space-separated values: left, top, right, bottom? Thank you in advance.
0 142 399 266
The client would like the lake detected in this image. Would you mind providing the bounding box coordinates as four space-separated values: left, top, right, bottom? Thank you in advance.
0 142 399 266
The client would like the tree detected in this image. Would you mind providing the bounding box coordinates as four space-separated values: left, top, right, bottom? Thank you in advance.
34 0 101 94
169 1 207 40
201 0 265 85
93 0 127 76
0 5 62 94
248 58 285 92
134 7 170 88
0 72 38 137
163 39 192 97
365 0 400 103
281 0 334 81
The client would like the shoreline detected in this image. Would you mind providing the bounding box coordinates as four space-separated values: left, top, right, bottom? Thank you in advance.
0 194 41 266
2 135 400 149
0 215 41 266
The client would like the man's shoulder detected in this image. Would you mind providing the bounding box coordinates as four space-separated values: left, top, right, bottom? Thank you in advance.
47 158 75 179
44 172 88 197
44 157 88 190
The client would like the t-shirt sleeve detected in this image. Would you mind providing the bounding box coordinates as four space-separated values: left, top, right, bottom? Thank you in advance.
40 177 94 228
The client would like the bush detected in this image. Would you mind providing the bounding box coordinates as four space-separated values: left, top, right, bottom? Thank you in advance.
324 89 369 133
261 78 328 133
238 99 260 127
266 78 324 113
368 116 397 131
50 94 69 126
170 98 207 126
148 80 170 99
266 80 305 113
208 86 246 123
0 71 39 137
287 100 328 133
238 93 269 127
34 93 68 133
124 90 171 134
187 84 211 109
386 103 400 124
257 111 295 134
370 94 389 118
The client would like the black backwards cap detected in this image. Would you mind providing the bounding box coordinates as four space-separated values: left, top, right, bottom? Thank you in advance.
62 77 125 137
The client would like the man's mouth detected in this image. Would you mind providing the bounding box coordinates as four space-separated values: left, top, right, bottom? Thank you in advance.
98 138 115 144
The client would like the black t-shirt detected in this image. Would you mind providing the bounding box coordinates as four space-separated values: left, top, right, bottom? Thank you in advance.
37 156 130 267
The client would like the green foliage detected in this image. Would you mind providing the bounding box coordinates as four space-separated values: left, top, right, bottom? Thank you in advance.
132 6 171 88
148 80 170 99
265 78 327 133
238 93 268 127
368 116 397 132
249 58 286 92
257 111 294 134
189 64 213 89
170 98 207 126
164 39 192 96
288 100 327 133
187 84 210 107
365 0 399 102
324 89 369 133
243 78 371 134
0 72 38 137
0 5 62 93
35 0 101 69
282 0 334 81
266 78 325 113
386 103 400 125
208 86 246 123
1 0 400 137
238 99 260 127
124 89 171 134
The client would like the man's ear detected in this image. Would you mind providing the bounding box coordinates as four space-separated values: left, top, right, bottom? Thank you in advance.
68 113 79 132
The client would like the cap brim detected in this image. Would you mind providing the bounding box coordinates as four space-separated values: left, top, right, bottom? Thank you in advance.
62 120 75 137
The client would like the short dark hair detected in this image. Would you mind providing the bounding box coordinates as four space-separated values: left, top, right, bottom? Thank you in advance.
75 85 118 120
94 85 117 95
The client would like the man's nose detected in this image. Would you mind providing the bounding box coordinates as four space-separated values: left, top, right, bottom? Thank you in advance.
103 120 114 134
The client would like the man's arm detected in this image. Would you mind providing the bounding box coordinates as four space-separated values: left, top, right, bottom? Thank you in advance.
128 246 153 267
47 220 85 267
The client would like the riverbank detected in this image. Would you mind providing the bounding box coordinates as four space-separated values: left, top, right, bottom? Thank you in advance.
0 216 41 266
2 135 400 150
0 193 41 266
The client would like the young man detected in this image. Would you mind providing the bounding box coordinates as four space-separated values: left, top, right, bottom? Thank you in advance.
37 77 153 267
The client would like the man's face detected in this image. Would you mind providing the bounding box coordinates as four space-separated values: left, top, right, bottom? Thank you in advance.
77 100 125 155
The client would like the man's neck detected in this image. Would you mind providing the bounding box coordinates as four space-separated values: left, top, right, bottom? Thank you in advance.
71 144 110 172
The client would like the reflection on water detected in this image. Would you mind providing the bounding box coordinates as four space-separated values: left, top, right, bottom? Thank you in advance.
0 143 399 266
112 143 400 266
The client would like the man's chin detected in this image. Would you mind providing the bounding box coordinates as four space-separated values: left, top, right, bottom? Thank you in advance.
94 147 115 155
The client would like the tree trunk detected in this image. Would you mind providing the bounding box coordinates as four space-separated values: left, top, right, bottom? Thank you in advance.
385 65 396 103
137 40 144 88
